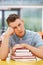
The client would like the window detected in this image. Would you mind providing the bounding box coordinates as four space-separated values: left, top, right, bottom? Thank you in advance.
4 11 18 30
0 11 2 35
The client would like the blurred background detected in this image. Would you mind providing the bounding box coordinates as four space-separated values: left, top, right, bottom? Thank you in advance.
0 0 43 35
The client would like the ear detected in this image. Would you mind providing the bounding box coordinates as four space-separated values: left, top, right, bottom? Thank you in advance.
21 19 24 24
21 19 24 22
20 19 24 25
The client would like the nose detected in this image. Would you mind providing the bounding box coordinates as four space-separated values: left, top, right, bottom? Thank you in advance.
17 27 21 31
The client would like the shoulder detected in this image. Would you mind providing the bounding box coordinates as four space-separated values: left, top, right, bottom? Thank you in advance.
26 30 36 35
26 30 40 38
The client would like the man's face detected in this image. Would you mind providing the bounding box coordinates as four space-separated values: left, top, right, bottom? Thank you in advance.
9 19 25 37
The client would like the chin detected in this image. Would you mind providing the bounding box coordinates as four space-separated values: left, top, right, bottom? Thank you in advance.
19 34 24 38
16 32 24 38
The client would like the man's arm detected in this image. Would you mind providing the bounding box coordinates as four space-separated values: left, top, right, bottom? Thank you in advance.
21 44 43 59
0 27 14 60
0 34 10 60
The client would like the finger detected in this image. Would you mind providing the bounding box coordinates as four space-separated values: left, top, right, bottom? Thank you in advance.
11 55 15 60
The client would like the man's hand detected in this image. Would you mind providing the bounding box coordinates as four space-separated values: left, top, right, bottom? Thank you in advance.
11 44 26 60
0 37 2 42
0 37 2 47
20 43 29 49
12 44 28 55
5 27 14 36
12 44 24 53
11 43 30 60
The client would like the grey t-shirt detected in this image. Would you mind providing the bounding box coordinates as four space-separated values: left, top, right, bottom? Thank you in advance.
9 30 43 48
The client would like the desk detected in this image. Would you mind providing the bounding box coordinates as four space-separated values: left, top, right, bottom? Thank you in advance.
0 60 43 65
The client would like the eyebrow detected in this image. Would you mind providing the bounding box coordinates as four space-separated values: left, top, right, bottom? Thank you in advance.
18 23 21 26
10 22 21 29
14 23 21 28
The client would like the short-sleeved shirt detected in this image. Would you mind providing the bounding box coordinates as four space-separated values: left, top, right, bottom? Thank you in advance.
9 30 43 48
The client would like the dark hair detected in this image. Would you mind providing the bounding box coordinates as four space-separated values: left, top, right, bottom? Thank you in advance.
6 14 19 25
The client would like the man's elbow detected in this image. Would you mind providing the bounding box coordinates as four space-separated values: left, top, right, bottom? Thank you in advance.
0 57 6 60
41 56 43 59
0 56 7 60
38 55 43 59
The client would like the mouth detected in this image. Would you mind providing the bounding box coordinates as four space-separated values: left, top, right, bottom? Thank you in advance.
19 31 23 34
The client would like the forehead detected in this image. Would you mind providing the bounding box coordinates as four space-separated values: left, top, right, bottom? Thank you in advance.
9 19 22 27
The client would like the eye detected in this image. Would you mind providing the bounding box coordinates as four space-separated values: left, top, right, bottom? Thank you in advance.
18 23 21 26
13 27 17 29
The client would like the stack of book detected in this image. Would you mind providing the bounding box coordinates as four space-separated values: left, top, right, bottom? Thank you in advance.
11 48 36 61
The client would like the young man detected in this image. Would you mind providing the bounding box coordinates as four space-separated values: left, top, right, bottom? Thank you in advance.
0 14 43 60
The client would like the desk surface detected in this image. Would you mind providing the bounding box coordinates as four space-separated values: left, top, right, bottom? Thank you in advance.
0 60 43 65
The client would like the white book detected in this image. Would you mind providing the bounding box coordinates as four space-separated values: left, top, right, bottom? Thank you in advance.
15 52 33 56
16 49 29 53
14 58 36 62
